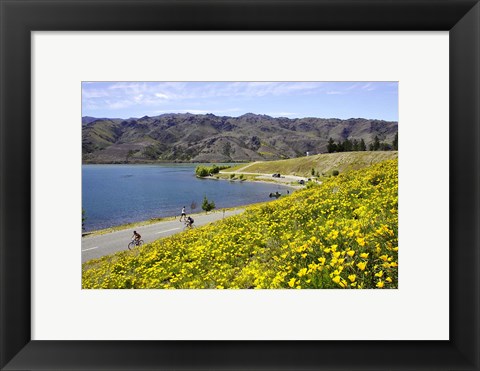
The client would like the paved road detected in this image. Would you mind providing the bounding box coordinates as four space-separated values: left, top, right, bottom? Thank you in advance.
81 209 244 263
220 170 309 185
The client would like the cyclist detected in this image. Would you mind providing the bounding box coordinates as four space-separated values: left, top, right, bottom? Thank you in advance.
185 216 194 229
180 206 187 221
131 230 141 245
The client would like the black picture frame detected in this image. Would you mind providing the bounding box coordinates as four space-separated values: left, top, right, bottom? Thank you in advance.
1 0 479 370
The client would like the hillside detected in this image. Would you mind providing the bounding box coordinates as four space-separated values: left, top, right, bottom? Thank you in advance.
82 159 398 289
228 151 398 177
82 113 398 163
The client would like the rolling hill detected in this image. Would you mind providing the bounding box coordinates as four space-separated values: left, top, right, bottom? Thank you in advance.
82 113 398 163
227 151 399 178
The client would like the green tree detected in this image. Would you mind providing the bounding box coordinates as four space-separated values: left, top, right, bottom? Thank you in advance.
311 168 315 176
393 132 398 150
327 137 337 153
195 166 209 177
202 195 216 213
380 142 392 151
343 138 353 152
352 139 359 151
359 138 367 151
336 140 344 152
373 136 380 151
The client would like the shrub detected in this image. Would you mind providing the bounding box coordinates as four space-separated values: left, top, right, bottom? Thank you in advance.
195 166 209 177
202 195 216 213
195 164 231 177
332 170 340 176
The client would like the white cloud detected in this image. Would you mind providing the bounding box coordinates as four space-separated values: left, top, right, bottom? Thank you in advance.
361 83 375 91
82 82 329 115
81 89 109 99
106 100 134 110
155 93 169 99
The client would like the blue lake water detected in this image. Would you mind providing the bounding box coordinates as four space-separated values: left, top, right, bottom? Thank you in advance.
82 164 291 231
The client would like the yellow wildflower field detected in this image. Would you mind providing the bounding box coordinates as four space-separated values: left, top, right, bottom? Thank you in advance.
82 159 398 289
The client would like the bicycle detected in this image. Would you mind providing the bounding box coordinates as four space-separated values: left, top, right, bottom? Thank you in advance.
128 239 144 250
183 220 195 230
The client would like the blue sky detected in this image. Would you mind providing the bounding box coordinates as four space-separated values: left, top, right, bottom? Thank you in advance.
82 81 398 121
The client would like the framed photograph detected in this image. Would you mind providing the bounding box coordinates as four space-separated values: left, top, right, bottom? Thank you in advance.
1 0 479 370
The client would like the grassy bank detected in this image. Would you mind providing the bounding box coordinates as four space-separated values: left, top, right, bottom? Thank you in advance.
228 151 398 177
83 159 398 289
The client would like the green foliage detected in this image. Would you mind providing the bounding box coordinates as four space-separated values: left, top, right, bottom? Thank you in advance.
196 167 209 177
343 139 353 152
373 136 380 151
352 139 359 151
332 170 340 176
327 137 337 153
379 142 392 151
328 135 394 154
202 195 216 213
195 164 231 177
311 168 315 176
230 174 235 179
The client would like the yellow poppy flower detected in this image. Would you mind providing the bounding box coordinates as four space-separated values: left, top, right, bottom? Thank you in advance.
357 262 367 271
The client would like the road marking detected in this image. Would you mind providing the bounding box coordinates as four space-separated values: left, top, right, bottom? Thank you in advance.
155 227 180 234
82 246 99 252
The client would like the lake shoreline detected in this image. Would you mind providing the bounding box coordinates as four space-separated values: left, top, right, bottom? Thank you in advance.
82 198 289 238
198 174 303 190
82 163 295 234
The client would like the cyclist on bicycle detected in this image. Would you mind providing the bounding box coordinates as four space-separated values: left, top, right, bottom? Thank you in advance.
185 216 194 228
132 230 141 244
